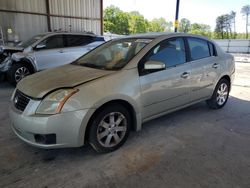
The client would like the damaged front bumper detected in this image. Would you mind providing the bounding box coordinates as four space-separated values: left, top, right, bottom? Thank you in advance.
0 55 12 73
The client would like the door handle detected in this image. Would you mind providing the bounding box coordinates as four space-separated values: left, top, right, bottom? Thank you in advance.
58 50 64 53
212 63 219 69
181 72 190 79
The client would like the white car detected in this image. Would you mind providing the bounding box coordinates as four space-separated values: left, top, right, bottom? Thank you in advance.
0 32 105 84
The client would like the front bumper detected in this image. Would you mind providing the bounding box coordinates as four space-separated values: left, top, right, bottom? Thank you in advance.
9 102 90 149
0 56 12 72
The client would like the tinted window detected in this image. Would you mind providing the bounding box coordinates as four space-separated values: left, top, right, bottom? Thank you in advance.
208 42 217 56
144 38 186 68
188 38 210 61
66 35 93 47
38 35 64 49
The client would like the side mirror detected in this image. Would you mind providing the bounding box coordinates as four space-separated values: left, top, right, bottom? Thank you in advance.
144 60 166 70
36 44 46 50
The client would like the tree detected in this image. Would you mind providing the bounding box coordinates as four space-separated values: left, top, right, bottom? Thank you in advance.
148 18 168 32
215 13 235 39
190 23 211 37
165 21 173 32
128 11 148 34
241 5 250 39
179 18 191 33
104 6 130 35
230 11 237 39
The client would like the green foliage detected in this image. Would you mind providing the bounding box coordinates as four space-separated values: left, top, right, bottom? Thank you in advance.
215 12 236 39
190 23 212 37
148 18 169 32
104 6 170 34
103 5 248 39
241 5 250 38
129 11 148 34
179 18 191 33
104 6 130 35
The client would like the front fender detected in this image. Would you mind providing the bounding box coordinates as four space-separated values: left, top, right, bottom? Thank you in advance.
11 52 37 72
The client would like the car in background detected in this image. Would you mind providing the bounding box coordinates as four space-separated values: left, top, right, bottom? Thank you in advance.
9 33 235 153
0 32 105 84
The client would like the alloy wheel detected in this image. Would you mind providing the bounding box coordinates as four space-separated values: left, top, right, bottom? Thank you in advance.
97 112 127 148
216 83 228 106
15 67 30 83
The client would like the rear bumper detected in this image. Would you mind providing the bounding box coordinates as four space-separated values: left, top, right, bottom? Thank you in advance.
9 103 90 149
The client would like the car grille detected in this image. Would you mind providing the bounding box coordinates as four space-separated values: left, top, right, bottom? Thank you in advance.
13 90 30 112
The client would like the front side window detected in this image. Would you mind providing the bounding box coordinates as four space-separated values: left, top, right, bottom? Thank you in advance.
38 35 64 50
142 37 186 68
17 34 46 48
73 38 151 70
188 38 210 61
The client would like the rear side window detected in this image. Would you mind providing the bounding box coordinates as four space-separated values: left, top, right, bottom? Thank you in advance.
65 35 94 47
144 37 186 68
187 38 210 61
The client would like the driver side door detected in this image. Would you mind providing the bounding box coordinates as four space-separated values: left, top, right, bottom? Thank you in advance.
139 37 192 120
33 34 67 70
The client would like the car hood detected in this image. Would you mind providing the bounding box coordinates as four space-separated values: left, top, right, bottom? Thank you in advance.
0 45 23 53
17 64 115 98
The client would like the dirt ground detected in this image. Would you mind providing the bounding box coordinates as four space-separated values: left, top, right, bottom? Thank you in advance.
0 63 250 188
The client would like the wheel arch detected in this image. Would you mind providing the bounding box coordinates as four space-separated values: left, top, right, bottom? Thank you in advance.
84 99 140 143
13 58 36 73
219 75 231 91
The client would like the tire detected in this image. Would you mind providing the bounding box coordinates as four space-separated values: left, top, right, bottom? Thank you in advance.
88 104 131 153
206 78 230 109
7 63 31 85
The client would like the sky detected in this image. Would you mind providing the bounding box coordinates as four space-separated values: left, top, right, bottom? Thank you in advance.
104 0 249 33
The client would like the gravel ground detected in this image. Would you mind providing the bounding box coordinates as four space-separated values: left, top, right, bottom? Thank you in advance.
0 63 250 188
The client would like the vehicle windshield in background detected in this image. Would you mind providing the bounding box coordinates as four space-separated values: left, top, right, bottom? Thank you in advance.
16 34 46 48
73 38 152 70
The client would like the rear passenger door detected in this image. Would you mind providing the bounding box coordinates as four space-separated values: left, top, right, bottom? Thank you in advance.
186 37 220 101
62 35 95 62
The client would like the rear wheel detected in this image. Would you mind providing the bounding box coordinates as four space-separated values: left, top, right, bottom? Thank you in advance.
88 104 131 153
7 63 31 85
206 78 230 109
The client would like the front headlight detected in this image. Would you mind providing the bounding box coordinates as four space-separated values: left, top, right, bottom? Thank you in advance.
36 89 79 115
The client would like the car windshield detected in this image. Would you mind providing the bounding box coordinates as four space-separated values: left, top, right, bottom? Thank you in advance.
16 34 46 48
73 38 152 70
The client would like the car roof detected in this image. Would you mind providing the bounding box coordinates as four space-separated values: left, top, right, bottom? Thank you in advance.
121 32 211 41
41 32 102 38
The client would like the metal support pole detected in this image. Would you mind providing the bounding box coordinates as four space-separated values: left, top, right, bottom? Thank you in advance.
45 0 52 32
100 0 103 35
174 0 180 32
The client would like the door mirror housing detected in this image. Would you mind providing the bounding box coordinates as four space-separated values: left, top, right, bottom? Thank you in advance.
144 60 166 70
36 44 46 50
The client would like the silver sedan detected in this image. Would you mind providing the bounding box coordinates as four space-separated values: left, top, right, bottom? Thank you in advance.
9 33 235 153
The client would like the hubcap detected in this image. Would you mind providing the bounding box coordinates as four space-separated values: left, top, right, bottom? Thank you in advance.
15 67 30 83
216 83 228 105
97 112 127 148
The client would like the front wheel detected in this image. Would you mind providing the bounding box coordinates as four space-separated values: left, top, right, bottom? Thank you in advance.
88 104 131 153
206 78 230 109
7 63 31 85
